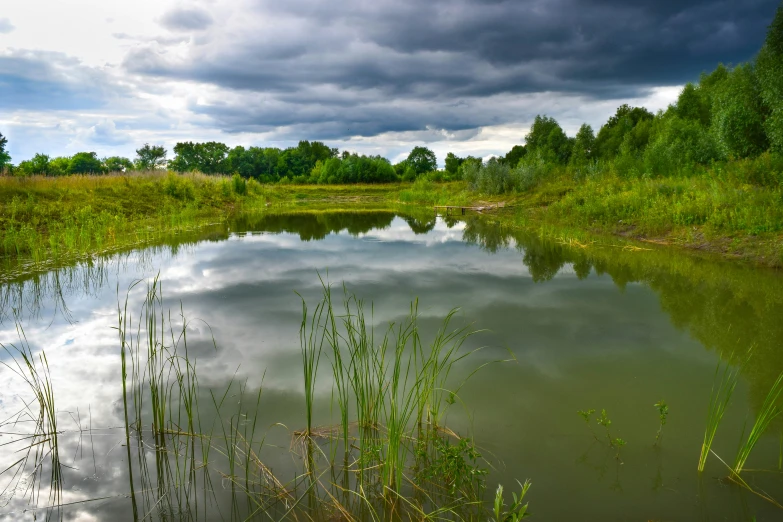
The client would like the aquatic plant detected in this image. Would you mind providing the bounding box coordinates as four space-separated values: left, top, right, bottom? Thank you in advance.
596 409 614 446
0 327 63 517
733 369 783 475
492 480 532 522
577 408 599 441
654 399 669 446
698 359 743 472
298 290 326 437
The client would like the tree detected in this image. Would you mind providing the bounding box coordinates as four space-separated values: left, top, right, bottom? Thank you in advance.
569 124 596 166
676 83 710 125
444 152 464 175
525 115 572 164
48 157 71 176
406 146 437 175
169 141 229 174
594 105 654 159
711 63 768 158
502 145 527 168
18 153 51 175
0 132 11 170
103 156 134 173
69 152 104 174
756 2 783 152
135 144 167 170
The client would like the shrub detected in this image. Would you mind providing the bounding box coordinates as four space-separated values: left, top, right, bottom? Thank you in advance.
162 172 195 200
232 173 247 195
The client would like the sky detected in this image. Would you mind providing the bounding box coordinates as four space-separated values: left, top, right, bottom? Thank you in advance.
0 0 779 165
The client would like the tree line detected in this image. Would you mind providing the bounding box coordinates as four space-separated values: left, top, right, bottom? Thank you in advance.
0 134 440 184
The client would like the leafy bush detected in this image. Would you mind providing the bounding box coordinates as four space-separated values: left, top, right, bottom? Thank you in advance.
231 173 247 195
643 116 723 176
162 173 195 200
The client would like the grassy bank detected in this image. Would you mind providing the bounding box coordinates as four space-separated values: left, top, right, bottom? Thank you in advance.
2 170 783 269
398 172 783 267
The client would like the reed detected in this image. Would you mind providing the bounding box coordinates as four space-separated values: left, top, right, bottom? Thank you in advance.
698 358 743 472
733 369 783 475
0 325 63 517
298 289 327 437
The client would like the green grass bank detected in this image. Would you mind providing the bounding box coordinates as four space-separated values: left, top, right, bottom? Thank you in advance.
2 170 783 269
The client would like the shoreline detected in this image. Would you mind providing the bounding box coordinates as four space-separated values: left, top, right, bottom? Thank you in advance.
1 173 781 271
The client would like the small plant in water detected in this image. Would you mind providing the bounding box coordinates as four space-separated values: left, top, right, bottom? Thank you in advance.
654 399 668 446
577 408 599 441
415 434 487 496
596 409 615 446
613 438 627 463
492 480 532 522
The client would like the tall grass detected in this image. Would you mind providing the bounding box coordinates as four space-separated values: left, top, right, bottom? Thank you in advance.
0 171 268 267
298 278 492 508
698 358 743 472
0 325 63 517
733 369 783 474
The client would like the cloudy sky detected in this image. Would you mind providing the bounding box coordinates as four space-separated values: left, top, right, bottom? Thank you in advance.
0 0 778 164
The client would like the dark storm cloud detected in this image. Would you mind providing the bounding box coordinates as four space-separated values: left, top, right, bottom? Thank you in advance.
0 50 124 110
123 0 780 138
160 7 214 31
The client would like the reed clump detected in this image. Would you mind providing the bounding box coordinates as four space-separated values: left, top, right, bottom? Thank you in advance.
294 278 511 518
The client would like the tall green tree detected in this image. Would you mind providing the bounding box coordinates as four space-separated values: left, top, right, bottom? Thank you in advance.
711 63 768 158
169 141 229 173
18 153 51 175
69 152 104 174
48 157 71 176
675 83 711 125
444 152 464 175
103 156 134 172
502 145 527 168
756 2 783 152
594 105 654 159
569 124 596 166
525 115 572 164
0 132 11 169
135 144 167 170
406 146 437 174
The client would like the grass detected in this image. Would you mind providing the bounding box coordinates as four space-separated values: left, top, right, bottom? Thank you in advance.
0 171 256 274
299 277 492 505
698 358 743 472
0 326 63 517
733 369 783 475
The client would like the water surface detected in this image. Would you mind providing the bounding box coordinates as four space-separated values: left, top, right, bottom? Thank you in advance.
1 211 782 521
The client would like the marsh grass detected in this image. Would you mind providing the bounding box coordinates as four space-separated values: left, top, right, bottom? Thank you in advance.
698 358 744 472
0 171 269 268
300 279 494 501
733 369 783 475
0 325 63 519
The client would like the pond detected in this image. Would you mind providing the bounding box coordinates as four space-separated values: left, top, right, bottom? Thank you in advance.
1 210 783 521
